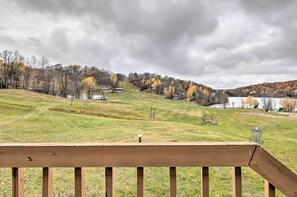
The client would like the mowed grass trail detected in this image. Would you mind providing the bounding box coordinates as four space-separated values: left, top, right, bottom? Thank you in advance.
0 82 296 196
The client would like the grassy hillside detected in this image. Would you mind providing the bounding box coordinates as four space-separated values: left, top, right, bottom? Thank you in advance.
0 82 296 196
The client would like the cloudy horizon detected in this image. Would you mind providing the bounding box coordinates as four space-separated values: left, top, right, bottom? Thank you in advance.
1 0 297 89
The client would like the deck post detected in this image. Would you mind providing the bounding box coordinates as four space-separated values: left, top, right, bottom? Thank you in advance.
12 167 24 197
264 180 275 197
75 167 85 197
170 167 177 197
42 167 53 197
232 167 242 197
106 167 115 197
201 167 209 197
137 167 144 197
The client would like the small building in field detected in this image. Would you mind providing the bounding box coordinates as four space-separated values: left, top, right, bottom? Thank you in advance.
170 93 187 100
82 94 88 100
92 95 108 100
68 94 108 100
112 88 124 93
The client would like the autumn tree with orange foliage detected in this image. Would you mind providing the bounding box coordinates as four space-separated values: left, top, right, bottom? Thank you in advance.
186 85 197 100
242 96 258 108
81 76 97 99
151 78 161 93
110 74 118 87
280 98 297 112
202 88 209 95
164 84 175 98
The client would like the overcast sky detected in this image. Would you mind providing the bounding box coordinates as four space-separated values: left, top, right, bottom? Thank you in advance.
0 0 296 89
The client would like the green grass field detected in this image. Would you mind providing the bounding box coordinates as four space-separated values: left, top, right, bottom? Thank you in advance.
0 82 296 196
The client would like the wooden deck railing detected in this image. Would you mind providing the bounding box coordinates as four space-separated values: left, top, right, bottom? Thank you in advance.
0 142 296 197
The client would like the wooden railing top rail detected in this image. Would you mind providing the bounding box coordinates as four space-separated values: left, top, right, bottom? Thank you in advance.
0 142 255 146
0 142 256 167
0 142 296 196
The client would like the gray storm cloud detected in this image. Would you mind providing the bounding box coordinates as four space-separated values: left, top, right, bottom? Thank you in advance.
0 0 296 88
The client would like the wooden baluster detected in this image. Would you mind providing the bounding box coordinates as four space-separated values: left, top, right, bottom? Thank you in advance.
42 167 53 197
201 167 209 197
264 180 275 197
12 167 24 197
75 167 85 197
170 167 176 197
137 167 144 197
105 167 115 197
232 167 242 197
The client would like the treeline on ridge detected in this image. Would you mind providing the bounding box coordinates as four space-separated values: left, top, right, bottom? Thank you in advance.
0 49 228 105
226 80 297 98
0 50 125 99
128 72 228 105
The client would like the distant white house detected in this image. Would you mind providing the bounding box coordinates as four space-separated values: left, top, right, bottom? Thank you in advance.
68 94 107 100
92 95 107 100
67 95 74 99
82 94 88 100
112 88 124 93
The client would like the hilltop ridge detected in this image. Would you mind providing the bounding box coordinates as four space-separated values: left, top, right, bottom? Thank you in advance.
225 80 297 97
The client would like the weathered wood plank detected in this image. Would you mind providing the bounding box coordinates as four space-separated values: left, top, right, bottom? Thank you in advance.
75 167 84 197
232 167 242 197
264 180 275 197
249 146 297 197
201 167 209 197
170 167 176 197
42 167 53 197
0 143 256 167
12 168 24 197
137 167 144 197
106 167 114 197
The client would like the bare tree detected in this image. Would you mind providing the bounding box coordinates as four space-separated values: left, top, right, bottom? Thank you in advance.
68 65 83 98
218 91 229 109
0 50 13 88
38 56 49 93
262 98 274 112
60 66 70 98
0 50 25 89
27 56 38 68
68 96 74 112
11 51 25 88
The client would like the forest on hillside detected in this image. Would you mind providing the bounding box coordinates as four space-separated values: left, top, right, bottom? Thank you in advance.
0 50 228 105
128 72 228 105
226 80 297 98
0 50 125 99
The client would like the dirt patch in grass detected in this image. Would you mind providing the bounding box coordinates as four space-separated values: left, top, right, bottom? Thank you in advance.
241 112 297 120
